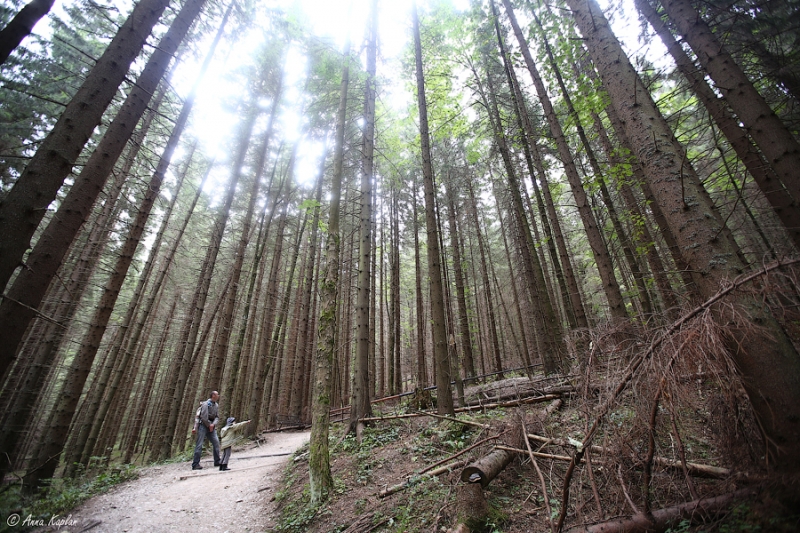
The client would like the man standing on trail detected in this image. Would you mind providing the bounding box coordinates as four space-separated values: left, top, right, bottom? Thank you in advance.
191 390 221 470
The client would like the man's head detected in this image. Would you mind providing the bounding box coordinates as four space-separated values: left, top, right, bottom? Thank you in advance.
211 391 219 402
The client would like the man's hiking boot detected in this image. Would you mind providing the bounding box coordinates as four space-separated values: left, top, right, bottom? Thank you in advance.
192 465 203 470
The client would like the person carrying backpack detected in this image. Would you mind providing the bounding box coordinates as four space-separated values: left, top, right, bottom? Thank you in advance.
191 390 221 470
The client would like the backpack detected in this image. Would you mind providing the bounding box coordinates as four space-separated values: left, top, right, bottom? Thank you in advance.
193 399 214 424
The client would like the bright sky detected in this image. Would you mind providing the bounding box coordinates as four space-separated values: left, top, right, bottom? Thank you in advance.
173 0 472 198
33 0 658 199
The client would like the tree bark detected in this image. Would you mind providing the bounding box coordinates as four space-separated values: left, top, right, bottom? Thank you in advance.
309 40 350 504
412 1 454 415
500 0 627 319
0 0 55 65
444 178 476 378
567 0 800 471
657 0 800 210
350 0 377 433
636 0 800 252
0 0 206 378
0 0 171 294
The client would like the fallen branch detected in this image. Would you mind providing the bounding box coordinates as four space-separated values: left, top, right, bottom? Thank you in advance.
178 461 279 480
412 410 491 430
495 445 572 462
234 452 292 461
560 257 787 533
79 520 102 532
342 513 392 533
418 434 502 475
361 394 561 422
564 488 757 533
378 458 469 498
581 258 800 453
522 417 555 533
263 424 308 433
525 433 732 478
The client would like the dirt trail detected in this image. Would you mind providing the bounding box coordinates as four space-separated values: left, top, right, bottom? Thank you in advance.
37 431 309 533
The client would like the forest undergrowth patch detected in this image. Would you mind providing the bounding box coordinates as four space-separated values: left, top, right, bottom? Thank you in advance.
0 463 137 533
273 262 800 532
274 359 797 530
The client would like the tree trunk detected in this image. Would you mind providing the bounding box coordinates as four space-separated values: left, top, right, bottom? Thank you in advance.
0 0 55 65
531 7 657 317
0 0 170 294
412 184 429 388
0 0 205 378
412 1 454 415
591 110 680 316
567 0 800 471
636 0 800 252
158 105 258 461
250 199 289 430
503 30 585 331
70 148 197 472
349 0 377 433
309 40 350 504
657 0 800 211
288 168 324 419
472 55 563 374
211 85 281 393
445 178 476 378
499 0 627 319
466 181 504 378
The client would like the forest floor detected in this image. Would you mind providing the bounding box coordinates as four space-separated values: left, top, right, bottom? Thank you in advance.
269 374 800 533
31 430 310 533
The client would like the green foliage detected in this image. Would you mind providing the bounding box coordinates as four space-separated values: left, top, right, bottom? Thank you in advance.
339 425 401 454
465 502 509 533
299 198 322 212
388 475 449 532
0 465 137 533
275 484 321 533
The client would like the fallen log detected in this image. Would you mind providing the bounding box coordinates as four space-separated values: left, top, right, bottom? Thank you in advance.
565 488 756 533
460 448 516 488
263 423 308 433
378 458 469 498
361 394 561 422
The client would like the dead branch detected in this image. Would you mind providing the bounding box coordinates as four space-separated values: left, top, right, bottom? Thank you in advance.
342 513 391 533
412 410 491 429
522 418 555 533
564 488 757 533
581 258 800 454
361 394 561 422
584 450 604 521
525 433 732 478
377 458 468 498
643 385 664 515
418 434 502 475
495 445 572 462
616 464 640 515
668 402 699 499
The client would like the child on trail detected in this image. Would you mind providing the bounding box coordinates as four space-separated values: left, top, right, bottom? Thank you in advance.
219 417 250 471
